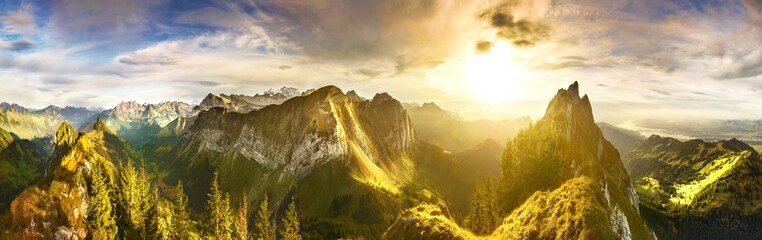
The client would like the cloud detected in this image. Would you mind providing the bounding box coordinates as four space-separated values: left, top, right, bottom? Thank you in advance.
0 39 36 51
482 6 550 47
47 0 161 42
650 89 671 95
118 54 176 66
713 49 762 79
1 11 36 35
354 68 383 78
475 41 494 53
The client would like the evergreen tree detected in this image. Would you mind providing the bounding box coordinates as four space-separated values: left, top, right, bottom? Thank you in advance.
235 193 251 240
116 161 152 238
255 194 275 240
89 165 118 240
205 172 233 240
463 178 499 235
172 180 200 239
280 197 301 240
146 186 173 240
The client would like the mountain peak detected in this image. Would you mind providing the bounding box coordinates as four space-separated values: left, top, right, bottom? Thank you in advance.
93 118 114 134
55 122 79 147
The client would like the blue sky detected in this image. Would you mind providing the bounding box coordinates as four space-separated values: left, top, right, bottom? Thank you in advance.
1 0 761 123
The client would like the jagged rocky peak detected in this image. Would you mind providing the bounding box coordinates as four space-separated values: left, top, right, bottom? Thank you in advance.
420 102 443 111
0 102 28 112
55 122 79 147
185 85 415 180
346 90 365 102
93 118 114 134
195 86 304 114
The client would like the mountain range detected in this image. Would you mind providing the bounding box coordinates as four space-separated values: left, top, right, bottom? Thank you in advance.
0 83 761 239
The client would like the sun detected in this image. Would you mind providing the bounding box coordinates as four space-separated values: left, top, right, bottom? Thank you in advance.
464 43 527 102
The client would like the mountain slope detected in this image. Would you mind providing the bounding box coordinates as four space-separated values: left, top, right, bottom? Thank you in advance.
0 104 100 139
597 122 645 154
191 87 302 116
0 127 48 212
623 136 762 239
404 102 530 153
385 82 654 240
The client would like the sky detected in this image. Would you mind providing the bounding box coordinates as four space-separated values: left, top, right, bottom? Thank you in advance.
0 0 761 123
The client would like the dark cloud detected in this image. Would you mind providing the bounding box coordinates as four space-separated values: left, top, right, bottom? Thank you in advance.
0 39 36 51
482 8 550 47
475 41 493 53
354 68 383 78
184 80 220 86
713 50 762 79
118 54 177 66
691 91 709 96
278 65 292 70
650 89 672 95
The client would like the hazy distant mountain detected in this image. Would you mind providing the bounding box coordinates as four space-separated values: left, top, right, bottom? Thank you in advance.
0 102 27 112
385 82 655 239
635 119 762 146
82 101 191 147
623 136 762 239
404 102 530 153
0 102 101 140
598 122 645 153
192 87 302 116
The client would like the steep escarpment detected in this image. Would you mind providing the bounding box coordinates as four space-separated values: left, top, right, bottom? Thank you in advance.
624 136 762 239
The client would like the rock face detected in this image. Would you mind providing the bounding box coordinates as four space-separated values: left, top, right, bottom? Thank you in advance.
180 86 415 180
624 135 762 239
83 101 191 146
170 86 433 237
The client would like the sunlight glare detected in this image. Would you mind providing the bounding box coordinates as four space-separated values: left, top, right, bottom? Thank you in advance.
465 43 527 102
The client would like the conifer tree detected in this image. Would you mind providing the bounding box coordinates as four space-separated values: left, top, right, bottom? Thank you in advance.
116 161 152 237
235 193 251 240
172 180 199 239
205 172 233 240
280 197 301 240
89 166 118 240
464 178 499 235
255 194 275 240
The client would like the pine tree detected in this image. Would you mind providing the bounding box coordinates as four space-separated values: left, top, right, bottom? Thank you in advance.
146 186 173 240
255 194 275 240
172 180 200 239
116 161 152 237
89 165 118 240
464 178 499 235
205 172 233 240
280 197 301 240
235 193 251 240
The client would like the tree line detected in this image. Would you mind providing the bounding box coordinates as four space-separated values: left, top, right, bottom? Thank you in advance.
88 162 302 240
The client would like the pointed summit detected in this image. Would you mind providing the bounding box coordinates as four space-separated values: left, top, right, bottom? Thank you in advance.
56 122 79 147
93 118 114 134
